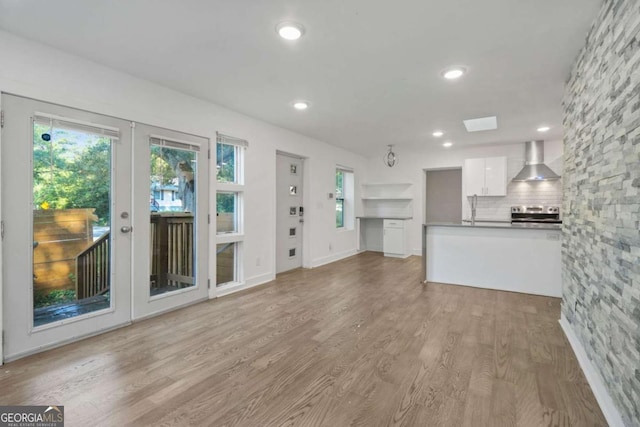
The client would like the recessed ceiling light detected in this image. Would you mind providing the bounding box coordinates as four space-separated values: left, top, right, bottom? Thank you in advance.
277 22 305 40
537 126 550 132
443 142 453 148
292 101 309 110
463 116 498 132
432 131 444 137
442 67 466 80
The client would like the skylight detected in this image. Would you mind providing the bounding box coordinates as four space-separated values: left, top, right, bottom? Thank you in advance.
463 116 498 132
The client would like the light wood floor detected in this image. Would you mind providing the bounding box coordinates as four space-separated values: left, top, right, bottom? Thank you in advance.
0 252 607 426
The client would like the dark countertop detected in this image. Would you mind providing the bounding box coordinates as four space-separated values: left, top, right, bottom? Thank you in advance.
424 222 562 231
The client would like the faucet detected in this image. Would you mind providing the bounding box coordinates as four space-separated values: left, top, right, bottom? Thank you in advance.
470 194 478 225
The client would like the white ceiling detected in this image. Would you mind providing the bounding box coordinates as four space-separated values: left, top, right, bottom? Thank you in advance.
0 0 601 155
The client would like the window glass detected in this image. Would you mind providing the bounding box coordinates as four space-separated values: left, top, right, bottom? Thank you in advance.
216 142 238 183
217 192 238 233
216 242 236 286
336 170 344 228
149 143 197 296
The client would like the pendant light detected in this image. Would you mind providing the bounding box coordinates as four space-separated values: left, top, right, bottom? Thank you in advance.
383 145 397 168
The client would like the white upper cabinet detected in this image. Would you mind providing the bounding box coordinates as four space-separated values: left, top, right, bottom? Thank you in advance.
483 157 507 196
464 157 507 196
464 158 486 196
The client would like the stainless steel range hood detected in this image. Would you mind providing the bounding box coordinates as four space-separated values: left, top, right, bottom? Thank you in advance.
512 140 561 181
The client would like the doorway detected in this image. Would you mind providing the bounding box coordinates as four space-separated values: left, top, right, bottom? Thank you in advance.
1 94 210 360
275 152 304 274
424 168 462 223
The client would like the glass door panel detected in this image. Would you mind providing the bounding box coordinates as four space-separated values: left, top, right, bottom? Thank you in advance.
149 143 196 296
32 117 113 326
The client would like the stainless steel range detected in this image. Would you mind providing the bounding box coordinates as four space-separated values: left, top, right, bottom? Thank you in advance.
511 206 562 225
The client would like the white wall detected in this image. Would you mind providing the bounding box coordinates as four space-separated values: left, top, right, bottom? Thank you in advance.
364 140 563 254
0 30 365 294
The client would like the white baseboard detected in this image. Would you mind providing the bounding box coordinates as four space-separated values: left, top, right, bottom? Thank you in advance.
311 249 357 268
559 314 626 427
412 248 422 256
215 272 275 298
4 321 131 363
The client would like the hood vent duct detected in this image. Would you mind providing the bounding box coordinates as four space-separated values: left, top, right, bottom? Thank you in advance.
512 140 561 181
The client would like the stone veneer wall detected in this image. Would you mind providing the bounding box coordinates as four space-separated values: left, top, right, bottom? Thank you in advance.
562 0 640 425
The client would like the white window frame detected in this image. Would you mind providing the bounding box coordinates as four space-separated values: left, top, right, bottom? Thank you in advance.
214 133 247 293
336 166 355 231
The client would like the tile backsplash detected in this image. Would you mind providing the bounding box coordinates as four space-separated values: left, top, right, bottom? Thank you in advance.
463 156 563 221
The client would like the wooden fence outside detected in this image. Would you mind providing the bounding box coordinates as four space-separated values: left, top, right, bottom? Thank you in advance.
33 209 97 293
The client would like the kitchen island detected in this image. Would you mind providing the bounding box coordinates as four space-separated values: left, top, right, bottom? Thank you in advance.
422 222 562 297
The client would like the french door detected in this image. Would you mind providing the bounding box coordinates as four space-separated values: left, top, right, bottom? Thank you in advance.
1 94 209 361
131 123 209 319
1 94 133 360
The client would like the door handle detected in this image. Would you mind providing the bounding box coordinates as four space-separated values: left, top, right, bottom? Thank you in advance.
120 226 132 233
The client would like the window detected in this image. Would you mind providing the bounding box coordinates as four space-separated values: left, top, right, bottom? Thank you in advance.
336 170 345 228
216 142 239 184
216 243 236 285
336 167 354 230
215 133 247 287
216 192 237 233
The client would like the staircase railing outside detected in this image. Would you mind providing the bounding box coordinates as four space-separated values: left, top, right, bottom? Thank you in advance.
75 231 110 300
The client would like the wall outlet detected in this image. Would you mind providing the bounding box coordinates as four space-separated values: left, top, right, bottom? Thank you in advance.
256 257 261 266
329 243 332 251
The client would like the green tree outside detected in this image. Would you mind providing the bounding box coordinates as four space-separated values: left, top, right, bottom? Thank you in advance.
33 124 111 225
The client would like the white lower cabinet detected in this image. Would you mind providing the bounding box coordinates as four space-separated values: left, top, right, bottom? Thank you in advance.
383 219 409 258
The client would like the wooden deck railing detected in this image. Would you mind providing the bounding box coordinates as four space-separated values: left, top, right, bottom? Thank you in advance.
150 213 195 289
74 213 195 300
75 231 110 300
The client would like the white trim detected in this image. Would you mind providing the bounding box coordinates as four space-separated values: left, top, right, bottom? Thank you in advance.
30 306 115 333
4 321 132 363
209 137 217 299
148 284 199 302
216 132 249 148
132 296 208 323
558 314 626 427
217 183 245 193
149 133 202 147
216 233 244 244
215 272 274 298
311 248 358 268
34 111 121 133
336 164 354 173
0 92 3 364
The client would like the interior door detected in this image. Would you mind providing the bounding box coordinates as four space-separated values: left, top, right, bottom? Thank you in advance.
131 123 209 319
1 94 132 361
276 153 303 273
